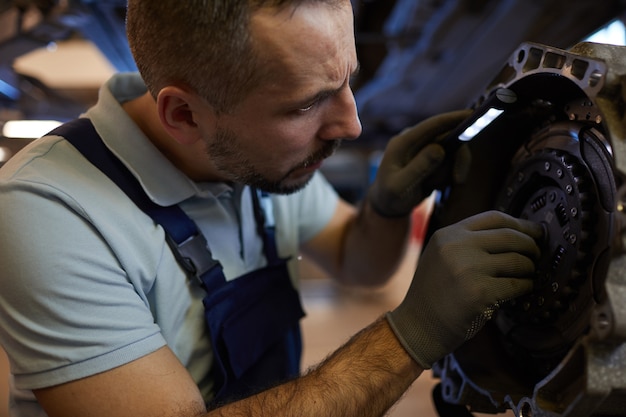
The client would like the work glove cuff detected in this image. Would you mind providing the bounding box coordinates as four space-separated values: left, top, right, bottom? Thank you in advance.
387 303 504 369
386 308 448 370
367 191 412 219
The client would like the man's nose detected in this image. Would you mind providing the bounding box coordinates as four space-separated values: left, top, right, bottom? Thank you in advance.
319 88 362 141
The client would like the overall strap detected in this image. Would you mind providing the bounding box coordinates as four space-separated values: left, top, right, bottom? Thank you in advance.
49 117 222 286
50 118 304 402
251 189 281 265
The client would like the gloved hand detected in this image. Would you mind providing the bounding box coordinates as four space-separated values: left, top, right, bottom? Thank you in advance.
367 109 473 218
386 210 543 369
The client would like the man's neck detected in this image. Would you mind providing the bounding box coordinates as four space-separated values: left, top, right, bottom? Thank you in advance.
121 92 222 182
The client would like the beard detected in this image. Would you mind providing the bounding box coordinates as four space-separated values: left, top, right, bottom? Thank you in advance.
206 126 342 195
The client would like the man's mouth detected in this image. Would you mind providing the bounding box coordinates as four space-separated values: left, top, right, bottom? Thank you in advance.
301 140 342 169
301 160 323 170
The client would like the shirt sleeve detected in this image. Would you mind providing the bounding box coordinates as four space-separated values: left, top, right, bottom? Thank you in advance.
0 173 167 390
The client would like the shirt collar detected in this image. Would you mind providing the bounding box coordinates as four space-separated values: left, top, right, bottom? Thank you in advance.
84 73 201 206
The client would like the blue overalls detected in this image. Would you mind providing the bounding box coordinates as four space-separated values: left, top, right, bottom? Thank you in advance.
50 118 305 405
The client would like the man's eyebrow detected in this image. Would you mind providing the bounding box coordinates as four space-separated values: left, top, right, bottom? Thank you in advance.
296 88 337 108
296 62 362 107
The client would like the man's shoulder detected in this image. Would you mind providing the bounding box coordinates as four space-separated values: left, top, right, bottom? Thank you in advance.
0 133 145 222
0 135 67 180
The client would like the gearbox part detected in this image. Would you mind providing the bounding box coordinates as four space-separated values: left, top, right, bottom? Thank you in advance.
494 121 615 378
428 42 626 417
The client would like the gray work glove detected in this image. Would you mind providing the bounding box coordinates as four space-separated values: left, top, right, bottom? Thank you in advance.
387 210 543 369
368 110 472 218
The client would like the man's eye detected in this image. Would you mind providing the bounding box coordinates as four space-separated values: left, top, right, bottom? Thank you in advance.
298 102 317 112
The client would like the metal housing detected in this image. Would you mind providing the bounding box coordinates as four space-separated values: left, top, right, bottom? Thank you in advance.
428 42 626 417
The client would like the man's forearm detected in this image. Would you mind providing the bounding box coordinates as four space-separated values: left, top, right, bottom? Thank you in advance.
209 317 422 417
339 201 412 287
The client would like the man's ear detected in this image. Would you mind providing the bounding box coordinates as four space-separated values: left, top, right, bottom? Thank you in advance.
157 86 214 145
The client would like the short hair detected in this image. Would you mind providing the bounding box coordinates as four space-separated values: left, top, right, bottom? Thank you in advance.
126 0 343 114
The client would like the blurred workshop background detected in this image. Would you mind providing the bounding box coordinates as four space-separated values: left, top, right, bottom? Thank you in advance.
1 1 626 416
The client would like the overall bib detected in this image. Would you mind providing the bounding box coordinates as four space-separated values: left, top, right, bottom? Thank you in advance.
50 118 305 404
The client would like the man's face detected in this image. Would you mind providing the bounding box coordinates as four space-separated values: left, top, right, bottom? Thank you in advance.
197 1 362 194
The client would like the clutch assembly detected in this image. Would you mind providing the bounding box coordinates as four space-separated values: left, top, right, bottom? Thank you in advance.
427 41 626 417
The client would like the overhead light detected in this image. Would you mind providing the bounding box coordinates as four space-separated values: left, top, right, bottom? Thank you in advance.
2 120 62 139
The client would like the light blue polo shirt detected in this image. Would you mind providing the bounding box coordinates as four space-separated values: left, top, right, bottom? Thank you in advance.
0 73 339 416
